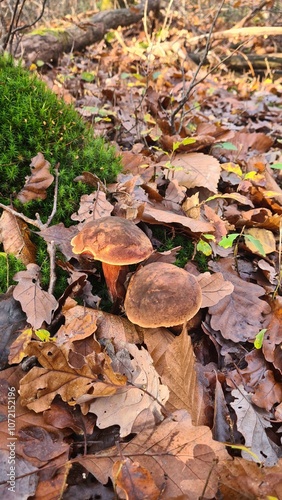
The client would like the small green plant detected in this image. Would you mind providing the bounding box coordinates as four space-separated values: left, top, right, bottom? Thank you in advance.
0 253 26 294
219 232 266 257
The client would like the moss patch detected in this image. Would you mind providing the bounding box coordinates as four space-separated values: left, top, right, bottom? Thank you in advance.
0 55 121 224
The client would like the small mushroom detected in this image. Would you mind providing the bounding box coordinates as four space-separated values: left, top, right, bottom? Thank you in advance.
71 216 153 302
124 262 202 328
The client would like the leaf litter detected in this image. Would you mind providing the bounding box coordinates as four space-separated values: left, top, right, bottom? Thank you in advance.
1 3 282 499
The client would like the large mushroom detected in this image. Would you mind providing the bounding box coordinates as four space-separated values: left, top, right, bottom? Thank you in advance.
71 216 153 302
124 262 202 328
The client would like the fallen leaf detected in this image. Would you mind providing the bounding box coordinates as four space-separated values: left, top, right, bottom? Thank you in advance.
197 272 234 308
88 343 169 437
231 386 280 466
113 458 161 500
142 204 214 233
71 192 113 224
13 264 58 329
0 210 36 265
157 152 221 193
208 258 270 342
77 409 229 499
251 370 282 411
17 153 54 203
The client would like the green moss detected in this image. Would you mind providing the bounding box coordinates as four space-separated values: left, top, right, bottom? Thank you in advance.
0 254 26 294
0 55 121 224
0 55 122 295
153 227 209 272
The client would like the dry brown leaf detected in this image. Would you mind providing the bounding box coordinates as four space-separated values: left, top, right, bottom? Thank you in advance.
71 192 113 225
203 204 228 242
163 179 186 211
19 339 127 413
17 153 54 203
197 272 234 308
113 458 161 500
40 223 78 261
159 134 215 152
208 258 270 342
262 297 282 374
77 409 229 500
142 204 214 233
0 210 36 265
156 329 207 426
244 228 276 255
157 152 221 193
251 370 282 411
13 264 58 329
218 457 282 500
231 386 280 466
87 343 169 437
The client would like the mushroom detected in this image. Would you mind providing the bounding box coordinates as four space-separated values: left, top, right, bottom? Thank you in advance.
124 262 202 328
71 216 153 302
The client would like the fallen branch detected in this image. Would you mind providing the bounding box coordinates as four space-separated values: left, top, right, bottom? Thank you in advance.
13 0 160 64
188 26 282 46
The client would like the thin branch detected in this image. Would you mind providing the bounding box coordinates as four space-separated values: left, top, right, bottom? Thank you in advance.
170 0 225 134
0 203 42 229
45 163 60 229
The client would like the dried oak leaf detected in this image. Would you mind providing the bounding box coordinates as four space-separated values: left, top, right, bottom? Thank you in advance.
218 456 282 500
197 272 234 308
77 409 229 500
13 264 58 330
87 343 169 437
0 450 38 500
251 370 282 411
19 340 127 413
17 153 54 203
231 386 280 466
71 192 113 225
0 210 36 265
209 258 270 342
113 458 161 500
157 152 221 193
0 289 27 370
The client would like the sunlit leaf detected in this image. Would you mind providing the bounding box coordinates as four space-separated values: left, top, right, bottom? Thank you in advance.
244 234 266 257
254 329 267 349
34 329 51 342
218 234 239 248
196 239 212 256
270 163 282 170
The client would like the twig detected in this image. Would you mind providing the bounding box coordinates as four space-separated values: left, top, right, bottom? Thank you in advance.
0 203 42 229
170 0 225 134
44 162 60 229
47 240 56 295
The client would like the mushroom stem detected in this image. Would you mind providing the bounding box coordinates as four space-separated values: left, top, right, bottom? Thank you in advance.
102 262 128 303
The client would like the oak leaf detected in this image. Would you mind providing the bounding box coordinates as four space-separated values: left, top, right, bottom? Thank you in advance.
17 153 54 203
71 192 113 224
209 258 270 342
113 458 161 500
197 272 234 308
142 204 214 233
13 264 58 329
77 409 229 499
88 343 169 437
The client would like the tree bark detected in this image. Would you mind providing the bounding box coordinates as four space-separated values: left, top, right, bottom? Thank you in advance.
14 0 160 65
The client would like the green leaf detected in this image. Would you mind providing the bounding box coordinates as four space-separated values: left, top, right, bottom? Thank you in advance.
34 329 51 341
214 142 238 151
254 329 267 349
172 137 197 152
197 239 212 256
218 234 239 248
81 72 95 82
270 163 282 170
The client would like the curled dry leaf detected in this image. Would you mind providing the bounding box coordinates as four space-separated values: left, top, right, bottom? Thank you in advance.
17 153 54 203
0 210 36 266
13 264 58 330
113 458 161 500
142 204 214 233
88 343 169 437
77 409 229 500
197 272 234 308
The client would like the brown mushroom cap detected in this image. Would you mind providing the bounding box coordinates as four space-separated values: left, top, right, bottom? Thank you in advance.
71 216 153 264
124 262 202 328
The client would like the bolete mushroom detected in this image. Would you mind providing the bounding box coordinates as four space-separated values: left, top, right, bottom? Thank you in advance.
124 262 202 328
71 216 153 302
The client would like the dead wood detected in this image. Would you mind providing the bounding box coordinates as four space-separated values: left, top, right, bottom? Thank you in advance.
14 0 160 65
